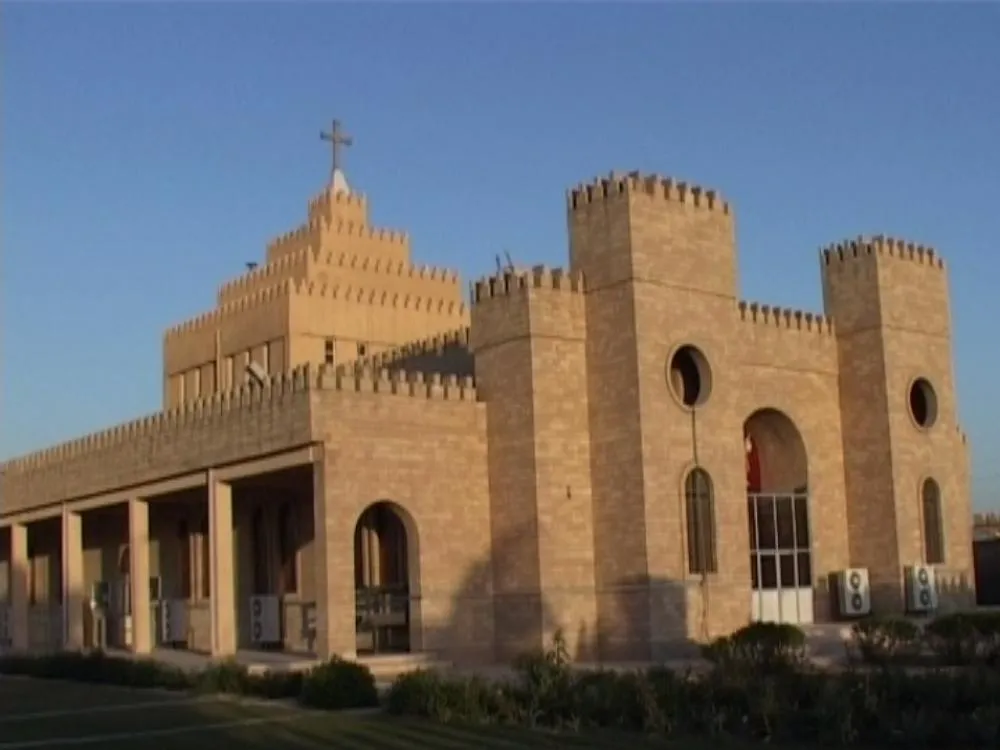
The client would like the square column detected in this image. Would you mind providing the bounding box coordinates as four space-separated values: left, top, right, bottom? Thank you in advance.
208 473 236 657
312 454 357 660
128 498 152 655
61 510 84 651
9 524 29 652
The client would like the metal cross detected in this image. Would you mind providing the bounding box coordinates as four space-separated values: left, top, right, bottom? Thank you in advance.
320 119 353 182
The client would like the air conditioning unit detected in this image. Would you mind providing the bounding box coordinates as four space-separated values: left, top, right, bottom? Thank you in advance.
249 595 281 646
159 599 189 646
906 564 939 613
837 568 872 617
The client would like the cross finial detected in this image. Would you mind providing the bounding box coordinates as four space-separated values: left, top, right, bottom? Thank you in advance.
319 118 353 185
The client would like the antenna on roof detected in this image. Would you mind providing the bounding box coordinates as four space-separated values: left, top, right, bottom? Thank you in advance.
503 250 515 272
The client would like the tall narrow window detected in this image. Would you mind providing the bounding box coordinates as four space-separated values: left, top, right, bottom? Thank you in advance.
922 478 945 565
278 502 298 595
324 339 335 366
685 468 718 575
177 520 192 599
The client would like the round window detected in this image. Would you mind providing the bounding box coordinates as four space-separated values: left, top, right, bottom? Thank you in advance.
667 345 713 408
908 378 938 429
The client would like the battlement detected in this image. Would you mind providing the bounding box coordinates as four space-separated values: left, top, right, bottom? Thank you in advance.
264 213 407 262
169 274 467 343
217 250 311 303
292 278 466 316
821 235 946 270
567 171 730 215
0 364 477 476
165 280 295 341
218 246 459 304
975 512 1000 529
471 265 585 304
737 301 835 336
307 184 367 224
342 327 474 378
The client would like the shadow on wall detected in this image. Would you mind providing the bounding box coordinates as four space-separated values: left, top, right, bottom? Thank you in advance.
422 526 694 668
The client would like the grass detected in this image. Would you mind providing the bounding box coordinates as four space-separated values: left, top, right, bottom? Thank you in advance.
0 676 774 749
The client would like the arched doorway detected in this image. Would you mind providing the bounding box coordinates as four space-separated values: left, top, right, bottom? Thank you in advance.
354 502 413 655
744 408 813 625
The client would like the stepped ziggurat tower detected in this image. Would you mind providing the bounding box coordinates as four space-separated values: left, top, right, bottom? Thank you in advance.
0 120 975 668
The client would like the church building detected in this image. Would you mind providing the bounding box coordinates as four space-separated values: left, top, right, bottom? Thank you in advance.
0 123 974 666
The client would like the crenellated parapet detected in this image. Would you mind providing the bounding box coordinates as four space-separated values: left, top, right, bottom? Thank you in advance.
217 246 461 307
567 170 730 215
975 512 1000 528
821 234 945 270
266 223 321 262
217 250 312 305
292 278 466 317
737 301 835 336
340 327 474 379
471 265 585 304
165 281 295 341
307 184 368 227
169 276 467 343
469 265 586 353
0 364 476 477
321 365 476 402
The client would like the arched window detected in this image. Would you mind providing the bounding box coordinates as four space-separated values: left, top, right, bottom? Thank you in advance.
922 479 945 565
685 468 718 575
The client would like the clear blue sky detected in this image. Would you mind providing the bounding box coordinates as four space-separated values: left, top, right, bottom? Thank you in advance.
2 3 998 509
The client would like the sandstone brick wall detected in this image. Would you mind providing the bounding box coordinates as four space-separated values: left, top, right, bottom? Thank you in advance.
164 184 468 411
470 267 597 661
312 381 493 665
0 167 974 667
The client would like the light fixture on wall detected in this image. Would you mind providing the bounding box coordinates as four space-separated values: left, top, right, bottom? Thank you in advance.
246 362 269 387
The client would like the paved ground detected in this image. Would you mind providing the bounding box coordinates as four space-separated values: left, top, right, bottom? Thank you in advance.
0 676 764 749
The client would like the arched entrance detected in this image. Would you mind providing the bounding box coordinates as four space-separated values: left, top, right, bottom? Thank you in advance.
744 408 813 625
354 502 413 655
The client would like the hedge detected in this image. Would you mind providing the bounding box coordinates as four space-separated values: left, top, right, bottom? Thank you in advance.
0 650 377 710
386 625 1000 747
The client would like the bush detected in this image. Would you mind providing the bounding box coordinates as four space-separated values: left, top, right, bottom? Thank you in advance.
299 656 379 710
851 616 923 665
925 612 1000 666
0 651 192 689
701 622 806 674
386 656 1000 746
0 649 367 710
194 659 250 694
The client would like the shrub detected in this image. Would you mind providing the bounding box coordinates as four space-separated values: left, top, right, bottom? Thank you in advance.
299 656 379 710
701 622 806 674
851 616 922 665
195 659 250 694
245 669 304 700
923 612 1000 666
0 651 191 689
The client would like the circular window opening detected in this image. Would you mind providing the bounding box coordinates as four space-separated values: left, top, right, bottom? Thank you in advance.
667 345 713 408
908 378 938 429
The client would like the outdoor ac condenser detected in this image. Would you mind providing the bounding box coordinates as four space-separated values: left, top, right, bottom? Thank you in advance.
837 568 872 618
249 595 281 646
905 565 939 614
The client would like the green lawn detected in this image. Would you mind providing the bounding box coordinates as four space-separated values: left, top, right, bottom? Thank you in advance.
0 677 763 749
